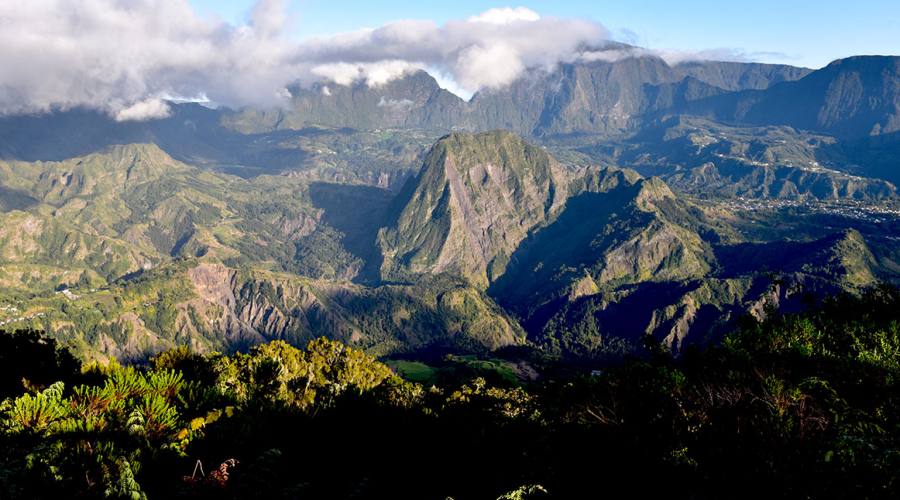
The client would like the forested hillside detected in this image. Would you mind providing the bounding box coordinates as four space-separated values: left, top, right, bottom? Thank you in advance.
2 131 898 364
1 286 899 498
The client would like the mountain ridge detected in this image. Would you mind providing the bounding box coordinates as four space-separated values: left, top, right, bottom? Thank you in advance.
683 55 900 138
2 72 899 361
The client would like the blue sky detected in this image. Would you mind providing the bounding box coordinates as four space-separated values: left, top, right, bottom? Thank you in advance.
191 0 900 68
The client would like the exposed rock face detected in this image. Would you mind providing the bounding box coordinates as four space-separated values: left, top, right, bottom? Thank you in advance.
686 56 900 138
220 56 812 138
223 70 466 133
375 131 892 357
175 263 525 357
36 260 525 362
468 56 710 137
377 131 733 351
378 131 570 287
380 130 711 298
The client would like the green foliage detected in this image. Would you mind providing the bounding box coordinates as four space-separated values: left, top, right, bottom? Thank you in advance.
0 382 67 434
495 484 549 500
2 289 900 498
0 354 197 498
385 360 437 384
726 284 900 367
292 226 361 280
446 377 542 422
216 338 395 411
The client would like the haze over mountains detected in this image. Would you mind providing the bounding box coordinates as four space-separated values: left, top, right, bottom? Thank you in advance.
1 29 899 362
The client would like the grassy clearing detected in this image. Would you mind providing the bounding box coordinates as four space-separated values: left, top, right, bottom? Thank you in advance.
386 360 438 384
447 355 520 385
388 355 523 386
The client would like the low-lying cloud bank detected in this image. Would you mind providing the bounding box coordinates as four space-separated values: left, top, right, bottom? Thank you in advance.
0 0 749 121
298 6 607 93
0 0 304 120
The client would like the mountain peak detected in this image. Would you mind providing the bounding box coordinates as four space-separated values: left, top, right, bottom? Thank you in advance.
379 131 568 286
825 55 900 70
432 130 550 172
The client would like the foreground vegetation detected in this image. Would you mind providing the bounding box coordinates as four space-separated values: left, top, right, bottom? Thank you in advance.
1 286 899 499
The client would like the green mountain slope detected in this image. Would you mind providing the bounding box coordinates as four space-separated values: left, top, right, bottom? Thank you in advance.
533 229 886 357
1 131 896 362
378 131 571 287
379 132 895 356
490 176 712 314
0 259 523 362
584 117 900 201
0 144 386 293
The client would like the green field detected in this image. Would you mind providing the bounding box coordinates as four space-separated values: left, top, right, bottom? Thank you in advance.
387 355 522 386
386 360 438 384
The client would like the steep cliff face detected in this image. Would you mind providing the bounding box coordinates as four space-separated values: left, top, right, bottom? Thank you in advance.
378 131 570 287
374 131 894 357
458 57 808 137
222 70 466 134
180 263 357 350
687 56 900 138
673 61 813 91
380 131 714 297
2 257 526 361
379 131 720 344
465 57 717 136
218 56 814 138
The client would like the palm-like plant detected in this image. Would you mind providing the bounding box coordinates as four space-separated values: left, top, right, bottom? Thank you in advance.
1 382 67 434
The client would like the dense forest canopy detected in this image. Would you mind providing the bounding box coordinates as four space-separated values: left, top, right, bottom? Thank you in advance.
1 285 898 499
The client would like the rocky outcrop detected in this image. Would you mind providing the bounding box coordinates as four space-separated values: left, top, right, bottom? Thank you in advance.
175 262 525 356
378 131 570 287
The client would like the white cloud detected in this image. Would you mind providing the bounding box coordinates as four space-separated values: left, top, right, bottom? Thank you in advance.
298 8 609 93
578 46 755 66
428 69 475 101
579 47 651 63
654 48 750 65
0 2 615 115
0 2 610 115
0 0 304 118
454 44 524 90
377 97 415 109
0 1 763 118
468 7 541 25
311 60 424 87
114 97 172 122
250 0 289 38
